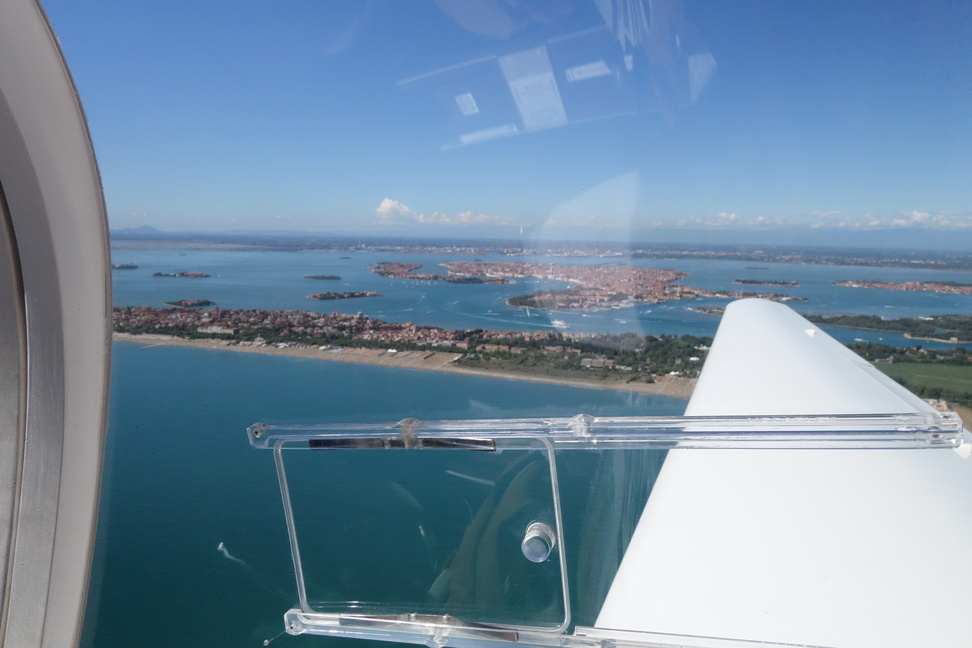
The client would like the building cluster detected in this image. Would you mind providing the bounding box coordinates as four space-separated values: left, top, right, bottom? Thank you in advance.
113 306 568 350
114 305 713 379
113 306 459 346
366 260 807 312
442 261 695 310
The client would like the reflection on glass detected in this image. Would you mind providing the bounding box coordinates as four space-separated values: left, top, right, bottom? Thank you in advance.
274 442 667 633
32 0 972 645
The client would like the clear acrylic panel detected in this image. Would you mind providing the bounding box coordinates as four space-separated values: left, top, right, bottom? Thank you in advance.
250 412 964 648
275 441 570 631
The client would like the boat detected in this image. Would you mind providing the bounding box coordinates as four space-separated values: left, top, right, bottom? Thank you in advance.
550 319 569 329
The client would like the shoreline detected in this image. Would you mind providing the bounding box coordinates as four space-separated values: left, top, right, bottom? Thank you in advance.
809 323 970 345
113 333 694 399
903 332 971 344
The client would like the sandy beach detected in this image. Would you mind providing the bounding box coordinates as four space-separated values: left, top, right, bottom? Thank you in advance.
113 333 695 399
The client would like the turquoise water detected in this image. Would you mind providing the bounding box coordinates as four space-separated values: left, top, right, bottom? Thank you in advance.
82 342 683 647
84 248 971 646
110 247 972 347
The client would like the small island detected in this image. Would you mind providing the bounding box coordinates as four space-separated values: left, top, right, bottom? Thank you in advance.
153 271 209 278
164 299 215 309
805 313 972 344
306 275 341 280
733 279 800 287
308 291 380 300
370 262 507 284
834 280 972 294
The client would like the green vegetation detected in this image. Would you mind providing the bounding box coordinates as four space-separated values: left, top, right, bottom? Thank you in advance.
456 333 711 383
307 291 380 300
847 342 968 365
875 362 972 392
507 290 572 310
874 363 972 406
163 299 215 309
848 342 972 407
732 279 799 286
809 314 972 343
442 276 488 284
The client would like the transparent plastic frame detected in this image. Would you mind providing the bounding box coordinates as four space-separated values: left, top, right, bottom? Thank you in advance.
248 412 963 648
248 412 963 451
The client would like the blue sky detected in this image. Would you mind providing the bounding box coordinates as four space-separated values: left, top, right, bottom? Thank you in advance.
43 1 971 239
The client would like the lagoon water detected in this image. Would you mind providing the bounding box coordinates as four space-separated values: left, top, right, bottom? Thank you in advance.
83 247 971 646
83 342 684 647
111 247 972 346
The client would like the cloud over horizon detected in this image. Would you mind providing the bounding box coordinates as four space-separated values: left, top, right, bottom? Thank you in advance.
662 209 972 230
375 198 971 232
376 198 517 227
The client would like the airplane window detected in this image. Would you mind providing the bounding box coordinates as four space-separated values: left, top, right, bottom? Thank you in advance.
33 1 972 646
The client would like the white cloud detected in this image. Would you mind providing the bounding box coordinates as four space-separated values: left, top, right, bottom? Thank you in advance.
375 198 515 226
673 209 972 230
375 198 419 224
667 211 756 228
827 210 972 229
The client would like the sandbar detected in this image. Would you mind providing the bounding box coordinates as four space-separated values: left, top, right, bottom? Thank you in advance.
113 333 694 399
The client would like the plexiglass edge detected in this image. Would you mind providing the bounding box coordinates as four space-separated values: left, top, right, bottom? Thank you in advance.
272 437 573 634
281 611 834 648
248 412 963 451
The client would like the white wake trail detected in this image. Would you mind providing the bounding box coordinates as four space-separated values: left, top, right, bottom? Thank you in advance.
217 541 248 567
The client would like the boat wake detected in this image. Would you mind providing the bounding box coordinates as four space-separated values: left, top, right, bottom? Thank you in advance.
217 541 248 567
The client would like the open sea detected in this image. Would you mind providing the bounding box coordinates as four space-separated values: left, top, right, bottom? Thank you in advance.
82 247 972 647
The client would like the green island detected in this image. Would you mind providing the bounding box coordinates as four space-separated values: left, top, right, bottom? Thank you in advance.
441 276 492 284
932 281 972 288
163 299 215 309
732 279 800 287
308 291 380 300
507 289 590 309
805 314 972 343
833 280 972 294
152 271 209 278
370 261 505 284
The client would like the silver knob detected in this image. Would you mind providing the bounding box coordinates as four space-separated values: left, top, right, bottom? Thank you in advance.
521 521 556 563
